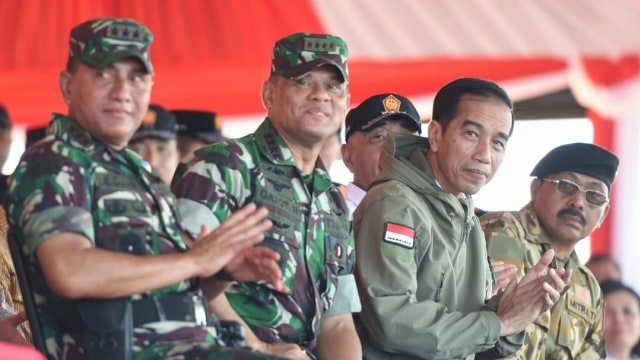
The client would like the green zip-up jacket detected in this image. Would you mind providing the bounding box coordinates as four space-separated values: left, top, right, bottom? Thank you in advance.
353 133 523 359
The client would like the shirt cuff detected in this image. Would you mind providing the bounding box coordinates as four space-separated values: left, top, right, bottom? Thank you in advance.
323 274 361 317
176 198 220 237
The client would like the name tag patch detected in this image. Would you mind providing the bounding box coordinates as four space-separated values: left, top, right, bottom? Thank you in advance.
567 294 597 323
383 222 415 249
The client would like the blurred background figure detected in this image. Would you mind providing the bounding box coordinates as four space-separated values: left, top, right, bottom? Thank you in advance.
25 126 47 150
601 280 640 360
128 104 179 186
0 105 12 196
587 253 622 284
172 110 226 160
0 105 31 345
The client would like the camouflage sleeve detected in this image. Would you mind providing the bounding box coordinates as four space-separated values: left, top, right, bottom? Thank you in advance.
343 213 355 276
172 144 253 236
481 213 528 278
7 150 94 255
479 212 533 356
323 274 360 317
324 207 359 316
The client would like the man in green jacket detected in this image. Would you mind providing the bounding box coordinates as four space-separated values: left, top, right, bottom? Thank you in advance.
354 77 569 359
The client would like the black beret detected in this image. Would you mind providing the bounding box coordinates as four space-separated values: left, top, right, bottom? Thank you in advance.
530 142 619 190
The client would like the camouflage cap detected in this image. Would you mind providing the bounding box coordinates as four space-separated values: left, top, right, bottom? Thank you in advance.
69 17 154 74
271 32 349 82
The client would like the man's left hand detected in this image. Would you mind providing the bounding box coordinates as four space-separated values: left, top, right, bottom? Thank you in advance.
223 247 289 293
491 260 517 295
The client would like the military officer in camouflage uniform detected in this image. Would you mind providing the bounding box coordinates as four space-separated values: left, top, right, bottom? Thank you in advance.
481 142 618 359
172 32 361 359
5 17 287 360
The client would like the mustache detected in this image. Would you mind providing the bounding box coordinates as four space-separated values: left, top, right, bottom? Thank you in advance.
557 208 586 227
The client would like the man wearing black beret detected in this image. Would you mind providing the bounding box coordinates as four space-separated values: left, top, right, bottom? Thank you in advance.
480 142 619 359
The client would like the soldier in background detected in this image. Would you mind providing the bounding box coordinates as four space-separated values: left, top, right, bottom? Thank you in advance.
25 126 47 149
128 103 180 185
340 93 422 214
5 17 286 359
481 142 619 358
172 110 226 160
172 32 361 359
0 105 11 195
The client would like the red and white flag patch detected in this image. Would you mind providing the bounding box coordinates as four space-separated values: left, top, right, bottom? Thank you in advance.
383 222 415 249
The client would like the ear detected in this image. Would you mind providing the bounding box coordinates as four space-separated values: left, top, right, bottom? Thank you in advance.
261 79 274 110
530 178 542 198
427 120 442 152
58 70 72 104
597 203 611 228
341 143 355 173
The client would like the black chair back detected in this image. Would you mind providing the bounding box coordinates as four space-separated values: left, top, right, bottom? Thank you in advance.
7 229 47 357
7 230 133 360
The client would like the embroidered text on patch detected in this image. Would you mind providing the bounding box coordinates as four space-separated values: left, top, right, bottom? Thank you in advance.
383 222 415 248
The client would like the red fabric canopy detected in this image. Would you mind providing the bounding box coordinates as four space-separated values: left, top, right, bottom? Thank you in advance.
0 0 567 128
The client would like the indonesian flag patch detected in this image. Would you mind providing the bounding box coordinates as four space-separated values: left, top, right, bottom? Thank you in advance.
383 222 415 249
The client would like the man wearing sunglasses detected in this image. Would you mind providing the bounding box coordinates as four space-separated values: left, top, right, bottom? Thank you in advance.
480 142 619 359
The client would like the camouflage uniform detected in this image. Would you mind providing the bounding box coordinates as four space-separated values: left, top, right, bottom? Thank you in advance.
172 119 359 353
5 114 279 360
481 203 606 359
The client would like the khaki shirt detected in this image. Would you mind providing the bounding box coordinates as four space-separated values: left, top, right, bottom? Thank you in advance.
482 203 605 359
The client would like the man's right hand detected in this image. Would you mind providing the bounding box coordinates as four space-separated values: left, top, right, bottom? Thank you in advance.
496 249 570 336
